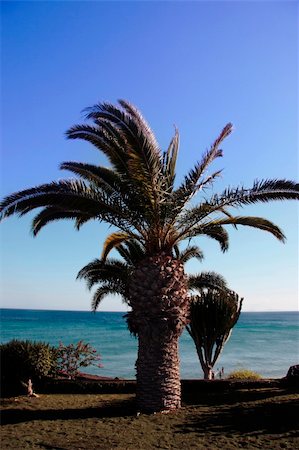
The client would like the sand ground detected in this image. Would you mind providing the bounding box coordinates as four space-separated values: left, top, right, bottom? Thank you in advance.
1 386 298 449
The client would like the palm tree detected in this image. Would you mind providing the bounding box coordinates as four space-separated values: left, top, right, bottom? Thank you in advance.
78 243 234 379
77 240 207 314
186 286 243 380
1 100 298 412
77 240 223 336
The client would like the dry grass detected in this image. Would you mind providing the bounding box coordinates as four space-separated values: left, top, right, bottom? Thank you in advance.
1 387 299 449
227 369 262 381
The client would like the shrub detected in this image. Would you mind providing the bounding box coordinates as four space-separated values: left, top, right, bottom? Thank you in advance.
56 340 102 379
0 339 57 395
227 369 262 381
0 339 103 396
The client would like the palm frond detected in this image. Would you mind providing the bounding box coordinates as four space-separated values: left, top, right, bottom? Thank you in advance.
173 123 232 206
176 184 293 245
60 162 155 229
84 101 157 155
0 180 99 221
77 258 129 290
84 101 165 217
0 179 142 234
75 215 95 230
31 206 93 235
118 99 160 154
177 224 229 252
101 232 131 261
116 240 146 265
198 169 223 191
175 245 204 263
203 225 229 252
66 123 129 177
60 162 123 194
188 272 228 291
176 202 217 230
162 128 179 192
91 284 126 312
208 216 286 242
210 179 299 209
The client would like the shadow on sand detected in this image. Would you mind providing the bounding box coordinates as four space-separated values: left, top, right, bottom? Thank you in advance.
178 396 299 436
182 386 298 406
1 398 136 425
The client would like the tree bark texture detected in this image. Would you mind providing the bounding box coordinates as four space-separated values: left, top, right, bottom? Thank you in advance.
136 321 181 412
128 253 190 413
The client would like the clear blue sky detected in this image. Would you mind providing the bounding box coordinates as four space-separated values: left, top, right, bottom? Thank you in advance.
1 1 298 312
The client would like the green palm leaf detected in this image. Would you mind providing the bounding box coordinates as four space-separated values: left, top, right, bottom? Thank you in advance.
31 206 93 235
91 284 126 312
173 245 204 263
176 224 229 252
60 162 124 194
0 179 141 234
173 123 232 206
77 258 129 290
188 272 228 291
66 123 129 177
84 101 164 205
210 179 299 208
116 240 146 265
207 216 285 241
162 128 179 192
118 100 160 155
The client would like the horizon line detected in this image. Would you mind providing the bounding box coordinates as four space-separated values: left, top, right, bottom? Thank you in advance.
0 307 298 314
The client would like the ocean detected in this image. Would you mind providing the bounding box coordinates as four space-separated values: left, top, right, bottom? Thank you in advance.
0 309 298 379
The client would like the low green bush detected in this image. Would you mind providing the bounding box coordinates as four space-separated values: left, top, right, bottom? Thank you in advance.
0 339 57 395
227 368 262 380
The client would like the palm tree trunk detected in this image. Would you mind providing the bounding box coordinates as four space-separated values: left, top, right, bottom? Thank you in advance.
136 319 181 412
128 253 190 413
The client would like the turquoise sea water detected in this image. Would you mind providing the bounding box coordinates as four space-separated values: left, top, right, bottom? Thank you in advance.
1 309 298 379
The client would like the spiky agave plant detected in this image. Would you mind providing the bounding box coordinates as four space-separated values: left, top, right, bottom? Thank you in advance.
1 100 298 412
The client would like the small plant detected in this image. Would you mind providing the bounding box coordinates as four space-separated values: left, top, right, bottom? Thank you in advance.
56 340 102 379
227 369 262 380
